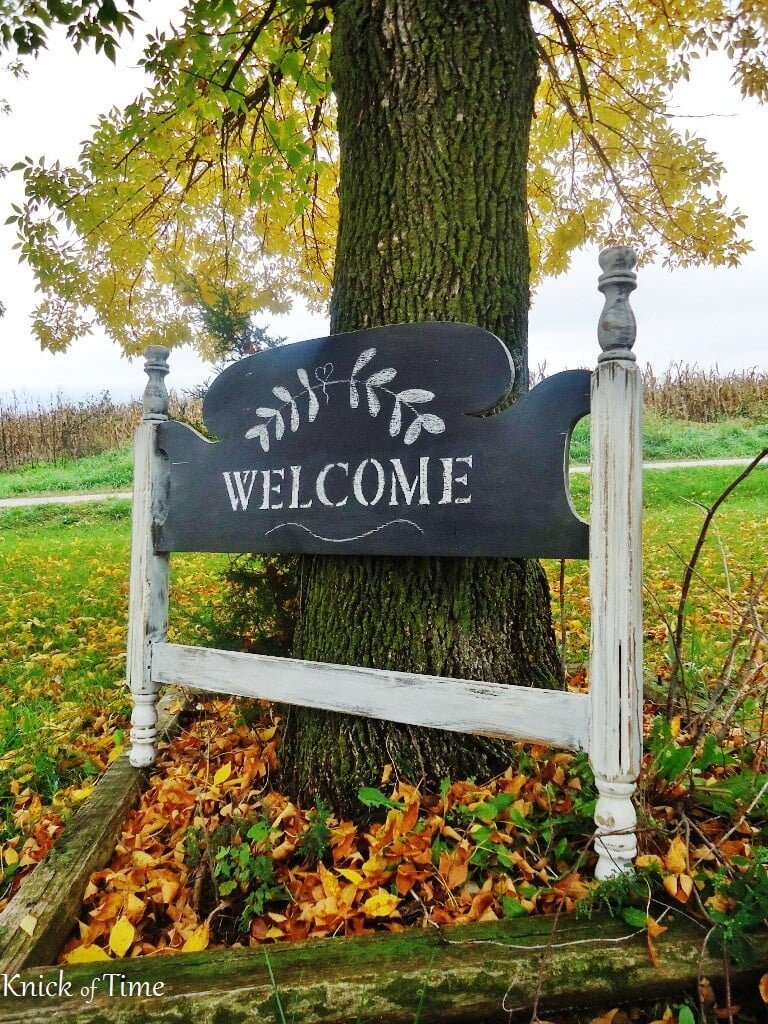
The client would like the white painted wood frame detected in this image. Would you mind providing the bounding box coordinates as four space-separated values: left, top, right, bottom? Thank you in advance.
152 642 589 750
127 347 170 769
125 247 643 879
589 247 644 879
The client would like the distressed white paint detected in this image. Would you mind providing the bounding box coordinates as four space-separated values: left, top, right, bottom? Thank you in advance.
151 642 590 751
127 348 170 768
124 248 643 880
589 247 643 879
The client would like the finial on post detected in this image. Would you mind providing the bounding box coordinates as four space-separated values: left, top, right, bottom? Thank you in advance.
142 346 170 420
597 246 637 363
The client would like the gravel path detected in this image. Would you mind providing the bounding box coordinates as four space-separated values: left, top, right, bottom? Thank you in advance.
0 458 760 510
0 490 132 509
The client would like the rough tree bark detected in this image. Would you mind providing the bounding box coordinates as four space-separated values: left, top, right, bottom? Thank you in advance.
280 0 561 817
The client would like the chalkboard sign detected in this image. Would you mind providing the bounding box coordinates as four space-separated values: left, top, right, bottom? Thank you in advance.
156 322 589 558
130 249 644 882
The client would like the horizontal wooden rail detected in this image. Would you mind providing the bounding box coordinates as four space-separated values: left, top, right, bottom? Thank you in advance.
152 642 589 750
1 917 765 1023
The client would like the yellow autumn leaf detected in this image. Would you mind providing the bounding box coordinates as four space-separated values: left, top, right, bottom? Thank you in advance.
362 891 399 918
213 763 232 786
338 869 364 886
3 847 19 866
70 786 94 803
265 926 283 939
665 836 688 875
182 922 209 952
318 862 340 899
362 856 385 877
19 915 37 937
123 893 146 919
259 726 277 741
133 850 155 869
635 854 663 870
65 944 112 964
109 917 135 957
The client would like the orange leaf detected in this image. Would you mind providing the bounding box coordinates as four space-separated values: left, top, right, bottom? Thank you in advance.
662 875 679 900
759 974 768 1004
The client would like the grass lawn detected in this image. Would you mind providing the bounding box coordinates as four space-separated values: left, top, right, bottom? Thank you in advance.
0 499 227 841
0 464 766 1004
0 461 765 843
0 411 767 498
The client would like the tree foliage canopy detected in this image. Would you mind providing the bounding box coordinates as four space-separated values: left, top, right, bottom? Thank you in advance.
3 0 767 355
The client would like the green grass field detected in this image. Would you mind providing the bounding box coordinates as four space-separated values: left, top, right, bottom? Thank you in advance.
1 461 765 843
0 499 227 836
0 411 766 498
0 447 133 498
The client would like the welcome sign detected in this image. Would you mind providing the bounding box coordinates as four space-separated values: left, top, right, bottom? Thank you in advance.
128 248 643 883
157 322 589 558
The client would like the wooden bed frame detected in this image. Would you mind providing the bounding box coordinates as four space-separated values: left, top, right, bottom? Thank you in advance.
127 245 643 881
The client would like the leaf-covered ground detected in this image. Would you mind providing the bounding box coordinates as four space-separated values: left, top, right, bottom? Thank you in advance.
0 467 766 1020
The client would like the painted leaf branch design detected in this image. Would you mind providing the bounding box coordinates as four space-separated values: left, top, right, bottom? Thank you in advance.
244 348 445 450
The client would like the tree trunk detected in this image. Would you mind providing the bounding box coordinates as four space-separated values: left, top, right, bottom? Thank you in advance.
281 0 559 817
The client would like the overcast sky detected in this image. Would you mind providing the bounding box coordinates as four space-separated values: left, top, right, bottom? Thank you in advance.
0 10 766 401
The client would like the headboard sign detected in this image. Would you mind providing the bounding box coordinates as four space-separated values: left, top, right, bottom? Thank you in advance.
129 248 643 883
156 322 589 558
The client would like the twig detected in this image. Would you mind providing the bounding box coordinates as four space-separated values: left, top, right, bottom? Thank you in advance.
667 448 768 714
723 942 735 1024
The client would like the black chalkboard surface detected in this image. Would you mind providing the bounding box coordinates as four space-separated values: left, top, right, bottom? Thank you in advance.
156 322 589 558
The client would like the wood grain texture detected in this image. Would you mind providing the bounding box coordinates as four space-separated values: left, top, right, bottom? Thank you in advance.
0 916 765 1023
0 694 182 975
127 350 171 769
589 360 643 879
152 642 589 750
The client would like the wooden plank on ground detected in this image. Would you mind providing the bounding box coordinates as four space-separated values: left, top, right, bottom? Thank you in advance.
0 691 183 975
152 641 589 750
0 915 764 1023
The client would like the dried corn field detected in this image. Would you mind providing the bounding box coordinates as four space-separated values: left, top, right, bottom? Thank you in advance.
1 363 765 473
0 392 203 471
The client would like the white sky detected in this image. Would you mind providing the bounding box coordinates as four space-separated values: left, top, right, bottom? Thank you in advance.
0 9 766 401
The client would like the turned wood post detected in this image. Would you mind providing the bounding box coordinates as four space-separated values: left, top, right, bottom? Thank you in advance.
589 246 643 879
127 347 170 768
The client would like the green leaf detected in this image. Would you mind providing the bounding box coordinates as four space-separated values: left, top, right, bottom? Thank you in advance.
501 897 527 919
357 787 406 811
677 1006 696 1024
622 907 648 928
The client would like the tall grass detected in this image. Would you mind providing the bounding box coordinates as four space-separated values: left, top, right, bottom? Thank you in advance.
0 391 202 471
641 363 768 422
